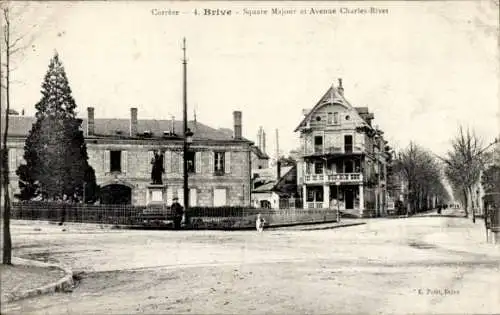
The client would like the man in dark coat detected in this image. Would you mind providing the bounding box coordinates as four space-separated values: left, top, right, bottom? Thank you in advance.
171 197 184 230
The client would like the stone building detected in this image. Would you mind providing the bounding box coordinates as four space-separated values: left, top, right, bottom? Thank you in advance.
4 108 252 207
294 79 391 217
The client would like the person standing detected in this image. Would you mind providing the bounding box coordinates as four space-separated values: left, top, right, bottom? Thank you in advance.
59 194 68 226
171 197 184 230
256 213 265 232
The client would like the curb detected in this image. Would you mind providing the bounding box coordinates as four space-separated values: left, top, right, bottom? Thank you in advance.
4 257 74 303
300 222 367 231
14 219 137 230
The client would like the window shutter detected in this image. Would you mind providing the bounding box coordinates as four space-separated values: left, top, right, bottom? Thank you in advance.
165 150 172 173
177 188 184 207
104 150 110 173
166 187 173 205
225 151 231 174
209 151 214 173
8 148 16 173
178 152 183 173
122 151 128 174
190 188 197 206
195 152 201 173
171 151 178 174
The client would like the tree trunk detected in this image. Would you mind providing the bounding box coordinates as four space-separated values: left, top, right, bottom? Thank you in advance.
462 187 469 217
468 186 476 223
2 9 13 265
2 150 12 265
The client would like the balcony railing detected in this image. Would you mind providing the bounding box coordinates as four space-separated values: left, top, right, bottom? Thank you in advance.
304 145 364 156
306 202 325 209
304 172 363 184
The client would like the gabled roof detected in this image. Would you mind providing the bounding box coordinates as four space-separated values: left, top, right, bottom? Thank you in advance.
2 115 249 142
294 83 373 132
251 145 270 159
252 165 293 182
252 166 296 194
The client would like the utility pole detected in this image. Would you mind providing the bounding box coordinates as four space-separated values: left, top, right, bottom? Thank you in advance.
182 37 189 225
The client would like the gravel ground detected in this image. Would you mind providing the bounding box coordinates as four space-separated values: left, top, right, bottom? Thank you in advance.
0 263 66 303
2 210 499 314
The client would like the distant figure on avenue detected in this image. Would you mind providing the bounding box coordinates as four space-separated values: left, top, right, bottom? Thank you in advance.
171 197 184 230
151 150 165 185
59 194 69 226
256 213 265 232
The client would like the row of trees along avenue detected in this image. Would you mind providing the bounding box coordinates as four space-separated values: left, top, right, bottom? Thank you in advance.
393 142 450 214
2 3 97 264
442 127 499 223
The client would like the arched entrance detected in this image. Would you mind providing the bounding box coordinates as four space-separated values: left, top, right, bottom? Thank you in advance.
100 184 132 204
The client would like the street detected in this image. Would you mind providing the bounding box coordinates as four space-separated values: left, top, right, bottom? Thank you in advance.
3 209 500 315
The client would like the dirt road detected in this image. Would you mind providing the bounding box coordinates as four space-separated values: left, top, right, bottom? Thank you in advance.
3 211 499 314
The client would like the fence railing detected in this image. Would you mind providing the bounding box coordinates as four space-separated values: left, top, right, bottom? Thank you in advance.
8 202 338 230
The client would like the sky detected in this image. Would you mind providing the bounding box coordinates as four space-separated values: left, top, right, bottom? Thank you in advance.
2 1 499 158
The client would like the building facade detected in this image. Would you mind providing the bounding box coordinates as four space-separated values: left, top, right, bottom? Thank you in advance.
295 79 391 217
5 108 252 207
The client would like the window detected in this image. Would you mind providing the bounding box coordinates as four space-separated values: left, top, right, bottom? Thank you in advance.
333 112 339 124
110 150 122 172
327 112 333 124
214 188 227 207
307 187 323 202
190 188 197 206
316 116 321 121
314 136 323 153
186 151 195 173
214 152 225 174
315 162 323 174
345 115 350 121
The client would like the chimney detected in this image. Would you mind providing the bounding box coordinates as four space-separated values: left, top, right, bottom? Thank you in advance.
233 111 242 139
262 129 266 154
130 107 138 136
87 107 95 136
276 128 280 180
338 78 344 96
257 127 262 150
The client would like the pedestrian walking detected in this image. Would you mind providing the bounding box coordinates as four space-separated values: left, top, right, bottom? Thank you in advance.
256 213 265 232
171 197 184 230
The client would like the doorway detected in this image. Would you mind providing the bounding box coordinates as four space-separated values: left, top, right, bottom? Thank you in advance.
345 187 354 209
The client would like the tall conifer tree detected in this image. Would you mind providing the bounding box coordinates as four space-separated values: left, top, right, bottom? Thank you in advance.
17 52 97 202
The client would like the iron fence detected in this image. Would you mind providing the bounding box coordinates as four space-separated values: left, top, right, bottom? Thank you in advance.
9 202 338 230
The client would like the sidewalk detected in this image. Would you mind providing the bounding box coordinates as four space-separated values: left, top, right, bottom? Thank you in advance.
424 216 500 258
0 257 74 304
273 218 366 231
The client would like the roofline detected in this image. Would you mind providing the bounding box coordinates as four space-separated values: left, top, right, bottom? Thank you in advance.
5 134 254 146
294 85 375 132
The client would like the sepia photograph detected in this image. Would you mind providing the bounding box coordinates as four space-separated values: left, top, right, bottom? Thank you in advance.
0 0 499 314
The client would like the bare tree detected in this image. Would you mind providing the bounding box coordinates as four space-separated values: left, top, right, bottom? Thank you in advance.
394 142 448 215
443 126 486 223
1 2 42 264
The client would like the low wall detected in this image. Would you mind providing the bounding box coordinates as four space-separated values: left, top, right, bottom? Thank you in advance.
190 209 338 229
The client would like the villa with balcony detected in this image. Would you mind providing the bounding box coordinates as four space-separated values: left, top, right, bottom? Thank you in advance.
295 79 391 217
